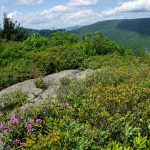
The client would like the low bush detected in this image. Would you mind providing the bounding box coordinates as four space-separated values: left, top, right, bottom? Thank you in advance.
80 53 146 69
0 65 149 149
24 33 48 51
82 32 125 55
0 60 42 90
0 90 28 112
49 31 78 46
34 78 47 89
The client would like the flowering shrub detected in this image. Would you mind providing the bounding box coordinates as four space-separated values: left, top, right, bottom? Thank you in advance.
0 63 149 149
0 115 44 149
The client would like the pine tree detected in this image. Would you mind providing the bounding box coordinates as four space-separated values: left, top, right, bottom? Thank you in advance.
0 14 27 41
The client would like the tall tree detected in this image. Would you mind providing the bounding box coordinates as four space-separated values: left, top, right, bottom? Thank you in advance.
0 14 27 41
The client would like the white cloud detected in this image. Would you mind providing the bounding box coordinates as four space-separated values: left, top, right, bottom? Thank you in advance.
7 11 23 19
17 0 43 5
66 9 94 19
4 0 150 29
102 0 150 16
68 0 99 6
6 0 101 29
117 0 150 12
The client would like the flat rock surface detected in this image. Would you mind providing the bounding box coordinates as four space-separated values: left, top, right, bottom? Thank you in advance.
0 69 93 103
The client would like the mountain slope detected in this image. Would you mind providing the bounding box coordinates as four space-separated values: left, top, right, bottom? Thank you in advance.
74 18 150 52
65 25 81 31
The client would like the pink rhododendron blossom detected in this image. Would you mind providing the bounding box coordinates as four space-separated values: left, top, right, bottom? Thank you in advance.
13 139 20 145
5 128 12 133
35 119 43 124
10 117 19 125
0 124 6 130
27 124 32 136
20 142 26 146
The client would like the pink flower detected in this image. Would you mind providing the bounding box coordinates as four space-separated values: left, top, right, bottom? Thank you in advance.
27 124 32 136
35 119 42 124
5 128 12 133
20 142 26 146
13 139 20 145
10 117 19 125
0 124 6 130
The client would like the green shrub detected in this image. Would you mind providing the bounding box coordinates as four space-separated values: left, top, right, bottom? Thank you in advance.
45 45 87 72
24 33 48 51
50 31 78 46
81 53 145 70
0 90 28 112
0 60 42 90
83 32 125 55
0 41 24 66
34 78 47 89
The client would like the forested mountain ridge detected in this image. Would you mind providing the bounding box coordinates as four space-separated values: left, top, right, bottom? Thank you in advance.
73 18 150 52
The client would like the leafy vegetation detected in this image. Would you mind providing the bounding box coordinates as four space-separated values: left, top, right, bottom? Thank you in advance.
0 63 149 149
0 31 126 90
0 90 28 113
0 16 150 149
34 78 48 89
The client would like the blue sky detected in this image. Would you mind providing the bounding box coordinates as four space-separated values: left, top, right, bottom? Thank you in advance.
0 0 150 29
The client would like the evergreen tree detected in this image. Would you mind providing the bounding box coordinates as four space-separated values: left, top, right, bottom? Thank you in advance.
0 14 27 41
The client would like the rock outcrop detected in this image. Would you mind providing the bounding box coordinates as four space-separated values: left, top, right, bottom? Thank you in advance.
0 69 93 107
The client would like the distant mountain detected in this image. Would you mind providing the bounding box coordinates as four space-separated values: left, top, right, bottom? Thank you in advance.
21 28 65 36
20 27 52 36
73 18 150 52
65 25 81 31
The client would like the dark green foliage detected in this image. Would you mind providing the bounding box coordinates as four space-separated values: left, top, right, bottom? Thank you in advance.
0 14 27 41
0 41 25 66
34 78 47 89
50 31 78 46
24 33 48 51
82 32 125 55
0 60 40 90
47 45 87 72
